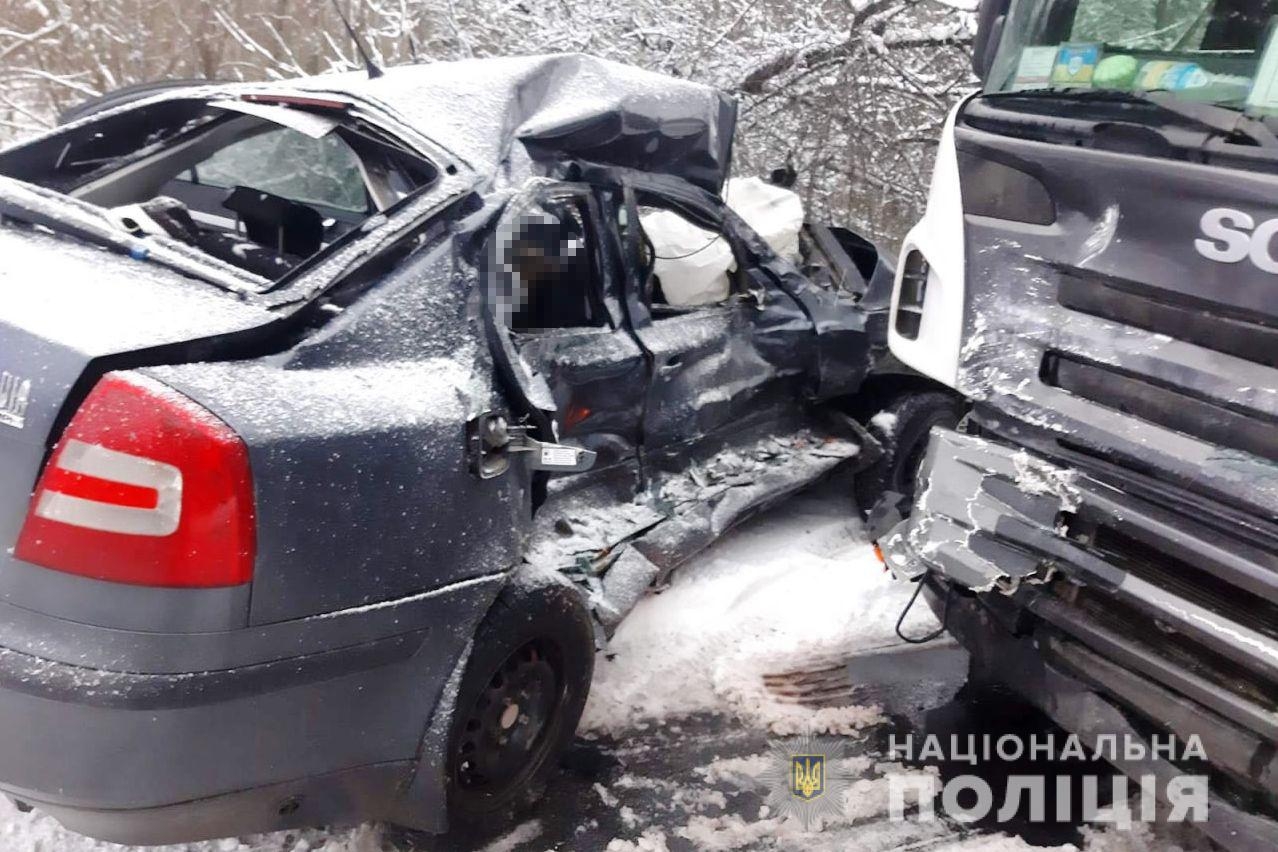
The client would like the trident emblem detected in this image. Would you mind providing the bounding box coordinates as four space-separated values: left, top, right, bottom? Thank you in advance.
791 754 825 801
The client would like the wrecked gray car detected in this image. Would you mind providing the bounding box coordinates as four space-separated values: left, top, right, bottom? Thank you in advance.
0 55 941 843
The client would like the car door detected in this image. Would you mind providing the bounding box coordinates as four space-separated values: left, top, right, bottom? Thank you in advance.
492 183 649 478
612 179 814 464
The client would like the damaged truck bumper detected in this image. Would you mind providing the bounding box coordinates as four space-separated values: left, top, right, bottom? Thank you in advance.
883 427 1278 851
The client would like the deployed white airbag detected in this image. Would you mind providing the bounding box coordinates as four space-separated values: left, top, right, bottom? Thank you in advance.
638 178 804 308
726 177 804 263
641 209 735 306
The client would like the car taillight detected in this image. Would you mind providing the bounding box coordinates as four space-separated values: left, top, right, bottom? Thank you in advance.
14 371 255 587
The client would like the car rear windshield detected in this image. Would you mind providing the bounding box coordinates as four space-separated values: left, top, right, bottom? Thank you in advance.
0 97 438 284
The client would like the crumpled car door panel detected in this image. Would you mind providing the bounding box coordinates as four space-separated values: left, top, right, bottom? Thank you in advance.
615 182 814 458
491 181 649 474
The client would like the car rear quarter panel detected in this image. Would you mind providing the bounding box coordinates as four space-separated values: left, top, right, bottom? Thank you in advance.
153 238 530 625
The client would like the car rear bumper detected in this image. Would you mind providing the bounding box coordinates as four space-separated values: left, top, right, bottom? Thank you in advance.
0 574 505 844
884 427 1278 851
10 763 411 846
0 633 430 844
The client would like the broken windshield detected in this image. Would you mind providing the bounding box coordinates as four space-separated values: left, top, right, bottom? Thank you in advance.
986 0 1278 112
188 126 370 213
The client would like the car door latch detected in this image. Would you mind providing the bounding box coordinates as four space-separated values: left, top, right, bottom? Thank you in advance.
469 412 597 479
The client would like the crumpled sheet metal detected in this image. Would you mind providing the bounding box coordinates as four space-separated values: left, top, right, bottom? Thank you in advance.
303 54 737 195
957 221 1278 520
523 426 865 632
882 428 1081 593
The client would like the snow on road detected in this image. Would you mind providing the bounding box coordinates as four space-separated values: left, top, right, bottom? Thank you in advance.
0 799 383 852
0 479 1210 852
580 482 936 737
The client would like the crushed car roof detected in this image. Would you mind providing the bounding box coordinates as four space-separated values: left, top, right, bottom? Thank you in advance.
280 53 738 194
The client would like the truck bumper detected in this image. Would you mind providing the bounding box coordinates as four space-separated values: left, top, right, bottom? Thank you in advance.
0 575 503 844
884 427 1278 851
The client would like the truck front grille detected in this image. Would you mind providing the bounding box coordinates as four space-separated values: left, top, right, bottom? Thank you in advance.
1087 523 1278 642
1041 353 1278 463
1059 581 1278 712
1058 273 1278 370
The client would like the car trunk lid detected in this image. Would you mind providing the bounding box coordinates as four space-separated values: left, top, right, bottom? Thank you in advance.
0 225 276 627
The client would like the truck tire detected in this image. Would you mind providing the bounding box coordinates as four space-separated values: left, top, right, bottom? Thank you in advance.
855 390 964 519
445 574 595 832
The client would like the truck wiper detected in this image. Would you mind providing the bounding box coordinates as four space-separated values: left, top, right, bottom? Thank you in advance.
1128 90 1277 148
985 89 1278 149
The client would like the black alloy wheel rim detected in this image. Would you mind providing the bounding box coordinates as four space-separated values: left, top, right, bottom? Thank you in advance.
455 640 561 792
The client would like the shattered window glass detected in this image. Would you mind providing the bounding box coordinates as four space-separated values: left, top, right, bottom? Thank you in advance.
188 128 368 212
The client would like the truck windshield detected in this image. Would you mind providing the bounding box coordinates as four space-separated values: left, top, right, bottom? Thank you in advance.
986 0 1278 111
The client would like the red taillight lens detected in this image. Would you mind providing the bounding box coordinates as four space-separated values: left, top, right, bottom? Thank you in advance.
14 371 255 587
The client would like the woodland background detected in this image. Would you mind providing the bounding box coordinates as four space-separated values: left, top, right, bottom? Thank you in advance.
0 0 977 243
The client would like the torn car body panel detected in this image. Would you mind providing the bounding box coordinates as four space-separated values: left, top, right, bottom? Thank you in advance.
292 55 739 194
884 428 1078 593
529 418 870 631
485 169 885 629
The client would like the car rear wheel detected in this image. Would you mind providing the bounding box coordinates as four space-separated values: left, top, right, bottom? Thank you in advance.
855 390 965 520
445 573 594 832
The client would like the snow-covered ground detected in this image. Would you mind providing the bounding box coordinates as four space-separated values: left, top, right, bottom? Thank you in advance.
581 480 937 738
0 479 1209 852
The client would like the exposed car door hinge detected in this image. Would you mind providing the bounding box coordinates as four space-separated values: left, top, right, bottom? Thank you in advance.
468 412 597 479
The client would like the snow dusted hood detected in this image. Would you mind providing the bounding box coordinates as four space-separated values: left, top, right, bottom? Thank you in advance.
294 54 739 194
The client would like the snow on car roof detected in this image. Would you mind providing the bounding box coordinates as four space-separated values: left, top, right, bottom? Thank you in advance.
288 53 738 194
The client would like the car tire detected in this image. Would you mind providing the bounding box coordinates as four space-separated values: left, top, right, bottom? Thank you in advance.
445 573 595 833
854 390 964 520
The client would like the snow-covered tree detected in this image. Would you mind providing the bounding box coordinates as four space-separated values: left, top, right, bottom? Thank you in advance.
0 0 976 242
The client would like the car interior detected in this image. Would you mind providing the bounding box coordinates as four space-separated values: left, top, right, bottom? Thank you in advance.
502 191 743 334
506 197 611 332
0 98 438 281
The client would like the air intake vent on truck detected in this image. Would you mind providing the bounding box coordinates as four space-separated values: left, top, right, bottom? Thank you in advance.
1058 273 1278 370
895 250 928 340
1041 352 1278 463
